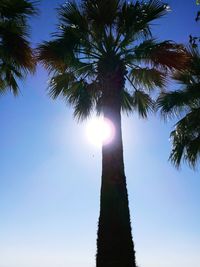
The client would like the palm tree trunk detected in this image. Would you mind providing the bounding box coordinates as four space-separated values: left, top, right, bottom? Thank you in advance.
96 70 136 267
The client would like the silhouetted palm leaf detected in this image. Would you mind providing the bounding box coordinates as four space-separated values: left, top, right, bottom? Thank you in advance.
38 0 187 119
121 89 134 113
157 46 200 167
134 39 188 70
0 0 38 95
129 67 167 90
170 108 200 168
133 90 154 117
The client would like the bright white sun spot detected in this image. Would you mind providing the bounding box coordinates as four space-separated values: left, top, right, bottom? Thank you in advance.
85 117 115 147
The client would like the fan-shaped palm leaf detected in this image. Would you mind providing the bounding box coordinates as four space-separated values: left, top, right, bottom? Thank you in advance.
133 90 154 117
134 39 188 70
0 0 38 95
38 1 187 119
158 46 200 167
170 108 200 168
130 67 167 90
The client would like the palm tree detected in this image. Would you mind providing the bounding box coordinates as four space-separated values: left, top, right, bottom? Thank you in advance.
0 0 38 95
37 1 187 266
158 46 200 168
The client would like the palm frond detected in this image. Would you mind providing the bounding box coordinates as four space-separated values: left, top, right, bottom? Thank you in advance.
129 67 167 90
0 0 38 19
84 0 120 26
48 72 76 99
0 63 23 95
59 1 86 28
157 46 199 115
73 86 94 120
0 0 37 95
134 40 189 70
37 37 83 72
158 83 200 114
37 40 67 72
121 89 134 113
49 72 98 120
117 0 169 50
38 0 188 123
142 0 169 21
157 91 190 117
169 129 187 168
68 81 96 120
0 24 35 71
132 90 154 117
169 108 200 168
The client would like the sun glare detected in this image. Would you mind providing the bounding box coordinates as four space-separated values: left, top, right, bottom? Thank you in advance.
86 117 115 147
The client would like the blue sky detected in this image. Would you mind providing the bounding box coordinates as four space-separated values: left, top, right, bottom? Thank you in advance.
0 1 200 267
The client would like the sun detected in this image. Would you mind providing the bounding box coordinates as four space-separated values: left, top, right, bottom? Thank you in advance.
85 117 115 147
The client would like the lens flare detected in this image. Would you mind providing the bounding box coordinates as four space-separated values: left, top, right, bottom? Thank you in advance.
85 117 115 147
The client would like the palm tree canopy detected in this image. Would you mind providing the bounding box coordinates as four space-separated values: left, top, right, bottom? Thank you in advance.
0 0 38 95
38 0 188 120
157 46 200 168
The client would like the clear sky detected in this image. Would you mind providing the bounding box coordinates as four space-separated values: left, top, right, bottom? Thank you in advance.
0 1 200 267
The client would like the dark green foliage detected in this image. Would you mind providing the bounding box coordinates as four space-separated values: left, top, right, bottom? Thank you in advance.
133 39 187 70
121 89 134 113
0 0 38 95
133 90 154 117
169 108 200 168
0 0 38 18
158 47 200 168
130 67 167 90
38 0 187 120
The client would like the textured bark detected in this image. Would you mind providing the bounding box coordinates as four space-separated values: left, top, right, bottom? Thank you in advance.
96 63 136 267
